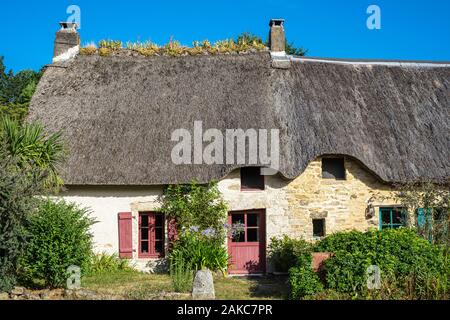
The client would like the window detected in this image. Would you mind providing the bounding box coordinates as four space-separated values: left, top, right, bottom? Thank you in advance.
139 212 165 258
231 211 261 243
380 207 407 230
313 219 325 238
241 167 265 191
322 158 346 180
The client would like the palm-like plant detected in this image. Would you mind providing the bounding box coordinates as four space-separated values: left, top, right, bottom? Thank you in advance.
0 116 66 191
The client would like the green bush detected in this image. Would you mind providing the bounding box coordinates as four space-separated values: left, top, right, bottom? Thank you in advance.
21 199 96 288
289 253 323 299
87 253 133 275
0 145 43 291
170 229 228 273
318 229 449 299
268 235 313 272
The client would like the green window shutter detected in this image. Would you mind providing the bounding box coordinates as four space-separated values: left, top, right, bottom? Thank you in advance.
416 208 433 243
417 208 426 227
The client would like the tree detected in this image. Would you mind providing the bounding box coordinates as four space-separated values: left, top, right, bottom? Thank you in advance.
0 57 42 122
0 143 45 291
0 57 7 97
0 116 66 191
285 42 308 56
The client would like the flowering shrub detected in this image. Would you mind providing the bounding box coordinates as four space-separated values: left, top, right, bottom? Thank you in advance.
170 227 228 273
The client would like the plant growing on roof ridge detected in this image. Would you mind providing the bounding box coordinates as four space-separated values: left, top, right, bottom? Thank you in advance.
126 40 160 56
98 39 123 50
79 42 97 55
98 48 111 57
87 33 276 58
163 38 186 57
188 41 203 55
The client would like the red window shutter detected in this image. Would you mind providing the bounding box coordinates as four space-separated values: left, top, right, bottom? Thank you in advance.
118 212 133 259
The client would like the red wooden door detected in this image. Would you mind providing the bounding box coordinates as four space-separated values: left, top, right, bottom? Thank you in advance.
228 210 266 274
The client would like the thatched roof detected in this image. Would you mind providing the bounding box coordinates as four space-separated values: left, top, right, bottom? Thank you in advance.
28 52 450 185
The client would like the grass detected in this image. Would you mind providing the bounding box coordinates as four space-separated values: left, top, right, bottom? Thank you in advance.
81 270 289 300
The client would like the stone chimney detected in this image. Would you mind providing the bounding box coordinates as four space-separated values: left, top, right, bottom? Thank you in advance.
268 19 285 53
53 22 80 63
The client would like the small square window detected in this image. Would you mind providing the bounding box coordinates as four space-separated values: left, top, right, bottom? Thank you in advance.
322 158 346 180
241 167 265 190
313 219 325 238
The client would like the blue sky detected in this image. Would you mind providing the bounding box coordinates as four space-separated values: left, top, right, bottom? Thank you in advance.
1 0 449 71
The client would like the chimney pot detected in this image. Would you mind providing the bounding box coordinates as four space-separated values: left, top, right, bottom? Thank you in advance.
269 18 286 52
59 22 78 30
53 22 80 63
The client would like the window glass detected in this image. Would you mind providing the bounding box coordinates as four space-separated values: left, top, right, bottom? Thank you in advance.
313 219 325 237
247 214 259 227
392 209 404 224
155 227 163 240
155 241 163 253
241 167 265 190
155 214 163 227
141 215 149 227
232 231 245 243
322 158 346 180
247 228 259 242
381 210 391 224
232 214 245 225
141 241 148 254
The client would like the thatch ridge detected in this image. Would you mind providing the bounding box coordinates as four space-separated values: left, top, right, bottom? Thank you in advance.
28 52 450 185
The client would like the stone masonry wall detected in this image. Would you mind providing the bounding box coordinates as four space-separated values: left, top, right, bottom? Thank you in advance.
284 157 398 240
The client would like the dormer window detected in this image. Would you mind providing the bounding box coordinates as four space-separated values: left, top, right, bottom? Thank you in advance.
241 167 265 191
322 158 346 180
